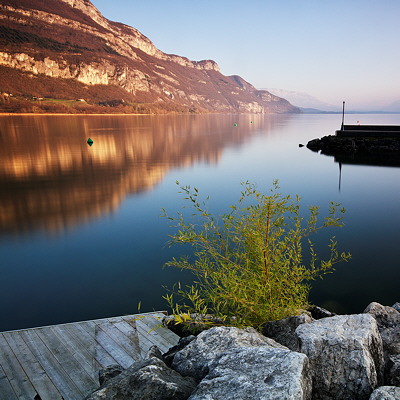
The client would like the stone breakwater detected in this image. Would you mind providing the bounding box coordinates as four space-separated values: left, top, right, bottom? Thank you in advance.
85 302 400 400
307 135 400 155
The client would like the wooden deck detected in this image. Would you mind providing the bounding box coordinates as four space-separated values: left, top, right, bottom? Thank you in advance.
0 312 180 400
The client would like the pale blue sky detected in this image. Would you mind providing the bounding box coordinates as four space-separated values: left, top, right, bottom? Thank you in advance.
92 0 400 110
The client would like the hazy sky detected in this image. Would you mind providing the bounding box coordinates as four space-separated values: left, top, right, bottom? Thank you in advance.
92 0 400 110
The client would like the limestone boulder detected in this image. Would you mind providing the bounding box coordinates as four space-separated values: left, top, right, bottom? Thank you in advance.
364 302 400 384
308 305 336 320
261 313 313 351
386 355 400 386
188 346 312 400
172 326 286 381
85 356 196 400
163 335 196 367
369 386 400 400
147 344 164 360
295 314 384 400
364 302 400 356
98 364 124 386
392 303 400 313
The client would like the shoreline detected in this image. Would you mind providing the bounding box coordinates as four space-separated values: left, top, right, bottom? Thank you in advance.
0 112 157 116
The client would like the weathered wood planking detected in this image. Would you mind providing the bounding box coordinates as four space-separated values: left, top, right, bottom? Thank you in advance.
0 312 179 400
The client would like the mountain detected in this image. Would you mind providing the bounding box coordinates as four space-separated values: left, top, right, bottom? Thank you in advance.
380 100 400 113
0 0 299 114
264 88 340 112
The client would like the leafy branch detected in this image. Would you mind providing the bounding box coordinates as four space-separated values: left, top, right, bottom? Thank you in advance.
162 180 351 330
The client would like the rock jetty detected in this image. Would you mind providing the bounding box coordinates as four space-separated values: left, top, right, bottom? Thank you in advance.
85 302 400 400
307 135 400 155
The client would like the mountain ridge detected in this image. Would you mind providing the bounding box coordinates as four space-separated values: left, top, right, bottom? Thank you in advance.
264 88 341 112
0 0 299 114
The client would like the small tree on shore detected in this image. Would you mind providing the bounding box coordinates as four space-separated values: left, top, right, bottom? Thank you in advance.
162 181 351 330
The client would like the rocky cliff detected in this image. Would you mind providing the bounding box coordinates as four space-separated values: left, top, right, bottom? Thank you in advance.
0 0 299 113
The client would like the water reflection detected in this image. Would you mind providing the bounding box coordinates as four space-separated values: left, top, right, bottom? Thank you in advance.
0 114 292 234
334 153 400 167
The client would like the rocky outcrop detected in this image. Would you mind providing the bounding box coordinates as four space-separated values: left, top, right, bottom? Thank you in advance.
172 326 286 381
386 355 400 387
85 355 197 400
163 336 196 367
306 135 400 168
369 386 400 400
98 364 124 386
171 326 311 399
189 346 311 400
364 302 400 357
261 312 313 351
393 303 400 313
296 314 384 400
307 305 337 320
86 302 400 400
307 135 400 155
0 0 299 114
0 52 151 94
364 302 400 386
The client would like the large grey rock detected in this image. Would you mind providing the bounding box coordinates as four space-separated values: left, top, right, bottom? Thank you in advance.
261 313 313 351
386 355 400 386
392 303 400 313
188 346 312 400
369 386 400 400
308 305 336 320
98 364 124 386
172 326 286 381
296 314 384 400
85 356 196 400
163 335 196 367
364 302 400 385
364 302 400 356
364 302 400 327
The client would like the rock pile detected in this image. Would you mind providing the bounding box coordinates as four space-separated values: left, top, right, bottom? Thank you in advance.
85 302 400 400
307 135 400 155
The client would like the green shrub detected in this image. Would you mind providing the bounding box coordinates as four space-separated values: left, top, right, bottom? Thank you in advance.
162 181 351 331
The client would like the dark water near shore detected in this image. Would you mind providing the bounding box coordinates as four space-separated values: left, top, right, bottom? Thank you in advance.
0 113 399 331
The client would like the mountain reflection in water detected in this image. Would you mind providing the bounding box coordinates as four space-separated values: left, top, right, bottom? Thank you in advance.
0 114 282 234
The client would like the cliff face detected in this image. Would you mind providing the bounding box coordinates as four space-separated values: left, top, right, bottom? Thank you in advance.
0 0 299 113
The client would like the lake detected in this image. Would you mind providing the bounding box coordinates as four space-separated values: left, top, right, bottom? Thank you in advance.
0 113 399 332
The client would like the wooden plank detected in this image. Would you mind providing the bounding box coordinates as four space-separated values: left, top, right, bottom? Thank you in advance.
0 334 37 399
35 327 98 393
111 320 143 357
138 315 180 345
2 331 64 400
95 320 141 363
135 319 173 353
93 325 136 369
0 312 177 400
118 313 178 356
113 318 154 359
0 363 18 400
51 324 100 379
63 321 118 368
19 329 83 400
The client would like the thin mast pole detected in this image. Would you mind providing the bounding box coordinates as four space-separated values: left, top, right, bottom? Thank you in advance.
341 101 345 130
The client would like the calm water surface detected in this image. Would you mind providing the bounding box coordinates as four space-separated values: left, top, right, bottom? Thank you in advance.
0 113 399 331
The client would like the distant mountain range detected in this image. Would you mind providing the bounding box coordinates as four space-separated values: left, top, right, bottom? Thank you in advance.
383 99 400 113
264 88 341 112
266 88 400 114
0 0 299 114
